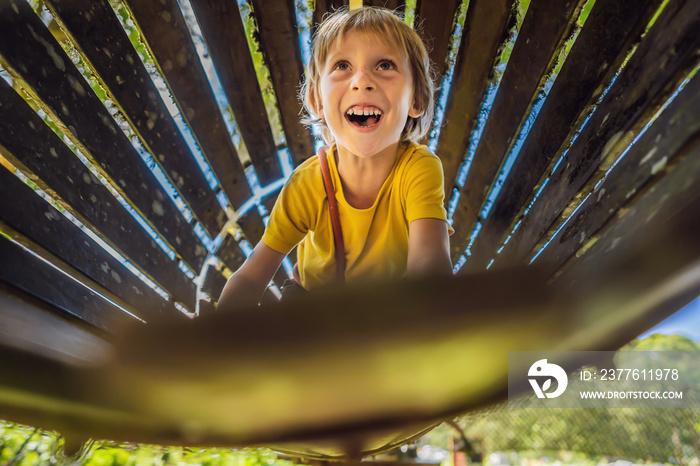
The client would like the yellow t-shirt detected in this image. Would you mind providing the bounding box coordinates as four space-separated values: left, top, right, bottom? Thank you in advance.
262 142 452 290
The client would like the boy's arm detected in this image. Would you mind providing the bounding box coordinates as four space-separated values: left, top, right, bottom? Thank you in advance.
406 218 453 277
217 241 286 311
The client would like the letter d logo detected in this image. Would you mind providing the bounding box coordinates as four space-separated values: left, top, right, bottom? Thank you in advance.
528 359 568 398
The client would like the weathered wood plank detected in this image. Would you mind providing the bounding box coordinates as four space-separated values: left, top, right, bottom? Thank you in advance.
497 0 700 267
415 0 460 87
0 281 111 366
121 0 252 211
450 0 583 259
434 0 513 215
216 234 246 273
0 80 197 311
548 169 700 356
46 0 227 239
0 1 208 272
535 71 700 273
198 299 216 315
237 208 266 245
465 0 666 269
363 0 405 13
260 287 280 305
251 0 315 166
201 266 228 301
555 135 700 307
272 266 292 289
0 166 175 321
186 0 282 185
0 229 137 332
312 0 348 33
261 184 283 216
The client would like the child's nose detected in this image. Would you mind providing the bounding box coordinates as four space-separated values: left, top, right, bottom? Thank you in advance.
351 69 375 91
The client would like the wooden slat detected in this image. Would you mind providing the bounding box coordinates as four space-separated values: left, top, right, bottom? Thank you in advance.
434 0 512 215
260 287 280 305
261 185 283 216
534 71 700 273
415 0 460 88
555 135 700 301
201 266 228 301
46 0 227 239
552 179 700 356
0 80 197 311
0 1 207 273
449 0 583 258
273 266 292 289
312 0 348 33
0 344 88 426
0 281 111 366
251 0 315 167
184 0 282 185
0 230 136 332
465 0 666 269
198 299 216 315
215 234 246 273
0 166 175 321
237 209 266 245
363 0 405 12
120 1 252 212
497 0 700 267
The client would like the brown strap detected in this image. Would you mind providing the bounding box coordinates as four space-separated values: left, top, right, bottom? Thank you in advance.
318 146 346 283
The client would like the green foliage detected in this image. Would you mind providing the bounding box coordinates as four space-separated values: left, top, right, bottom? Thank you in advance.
624 333 700 352
403 0 417 27
0 424 52 466
576 0 596 28
0 422 295 466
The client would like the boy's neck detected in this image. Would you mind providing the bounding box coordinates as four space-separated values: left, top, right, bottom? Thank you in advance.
334 142 401 209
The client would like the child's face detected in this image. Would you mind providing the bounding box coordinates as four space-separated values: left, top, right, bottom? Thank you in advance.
315 30 421 159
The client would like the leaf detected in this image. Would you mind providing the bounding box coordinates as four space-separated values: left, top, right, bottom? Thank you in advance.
542 378 552 392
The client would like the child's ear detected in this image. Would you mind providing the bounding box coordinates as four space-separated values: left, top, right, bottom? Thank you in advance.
310 92 324 119
408 99 423 119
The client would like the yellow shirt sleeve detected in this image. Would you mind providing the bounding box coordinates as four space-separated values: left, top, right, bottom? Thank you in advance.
261 160 320 254
402 150 454 234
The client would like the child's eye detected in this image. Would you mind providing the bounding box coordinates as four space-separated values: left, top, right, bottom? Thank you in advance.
378 60 396 71
334 61 350 71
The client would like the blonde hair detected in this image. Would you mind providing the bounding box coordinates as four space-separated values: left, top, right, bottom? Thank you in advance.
301 7 435 144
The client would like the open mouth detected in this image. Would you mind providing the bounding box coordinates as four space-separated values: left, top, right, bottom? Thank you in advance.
345 107 382 128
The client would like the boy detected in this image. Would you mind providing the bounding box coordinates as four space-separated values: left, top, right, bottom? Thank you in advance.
218 7 452 310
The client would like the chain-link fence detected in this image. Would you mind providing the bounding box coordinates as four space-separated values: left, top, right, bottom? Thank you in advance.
448 402 700 464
